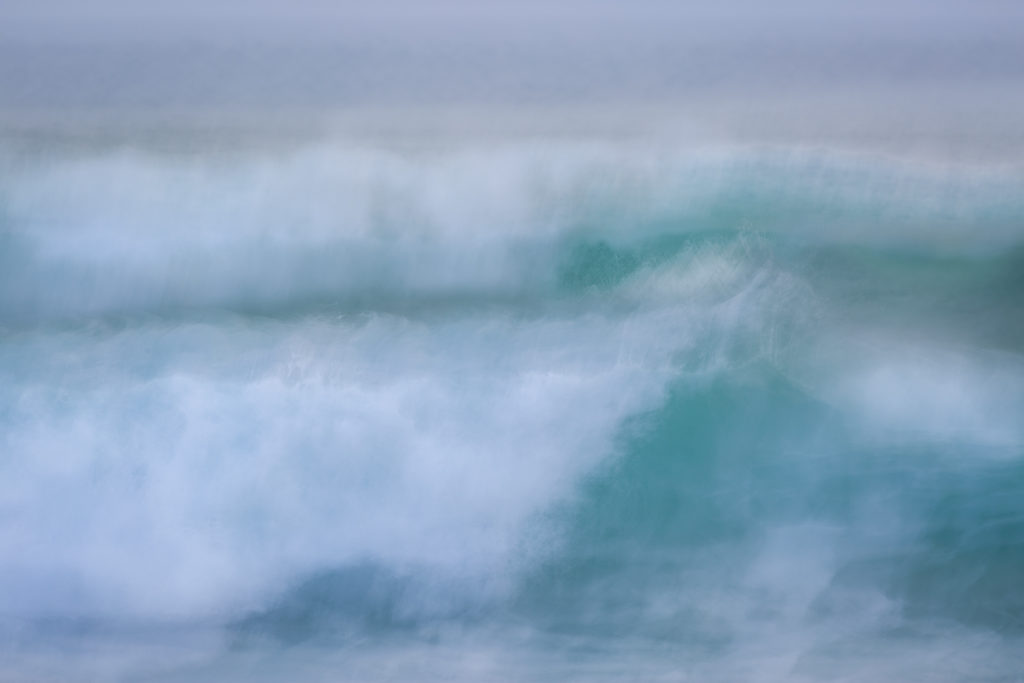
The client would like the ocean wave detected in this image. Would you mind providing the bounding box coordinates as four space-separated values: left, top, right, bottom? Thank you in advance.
1 140 1021 324
2 134 1023 681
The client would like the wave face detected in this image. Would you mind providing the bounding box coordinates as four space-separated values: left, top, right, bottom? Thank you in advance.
1 133 1023 681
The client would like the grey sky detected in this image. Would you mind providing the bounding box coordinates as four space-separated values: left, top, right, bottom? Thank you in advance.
3 1 1022 42
1 1 1023 123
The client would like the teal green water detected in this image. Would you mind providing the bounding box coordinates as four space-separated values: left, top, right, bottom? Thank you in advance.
1 140 1022 680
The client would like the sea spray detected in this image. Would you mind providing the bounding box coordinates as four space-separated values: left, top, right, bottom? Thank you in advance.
1 134 1022 681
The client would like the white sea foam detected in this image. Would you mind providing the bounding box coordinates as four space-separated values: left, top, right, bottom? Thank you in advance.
0 296 751 620
1 132 1022 681
1 140 1021 322
808 339 1024 449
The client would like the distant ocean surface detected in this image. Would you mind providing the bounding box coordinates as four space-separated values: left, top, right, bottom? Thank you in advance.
0 115 1022 681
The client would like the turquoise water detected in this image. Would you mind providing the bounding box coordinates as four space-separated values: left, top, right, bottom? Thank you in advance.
1 135 1023 681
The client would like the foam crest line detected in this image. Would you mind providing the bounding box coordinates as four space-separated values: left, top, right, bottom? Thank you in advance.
1 140 1022 323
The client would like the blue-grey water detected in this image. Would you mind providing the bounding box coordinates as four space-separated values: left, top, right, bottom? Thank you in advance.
2 3 1024 681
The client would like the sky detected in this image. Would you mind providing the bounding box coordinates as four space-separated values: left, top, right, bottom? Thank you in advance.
2 1 1022 42
1 0 1023 156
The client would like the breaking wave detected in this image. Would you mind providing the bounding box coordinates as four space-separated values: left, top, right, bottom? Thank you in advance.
1 136 1023 681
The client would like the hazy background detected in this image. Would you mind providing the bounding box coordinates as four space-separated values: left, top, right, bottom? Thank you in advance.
4 1 1024 101
2 0 1024 158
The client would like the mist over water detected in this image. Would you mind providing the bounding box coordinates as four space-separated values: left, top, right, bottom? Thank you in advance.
2 2 1023 681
